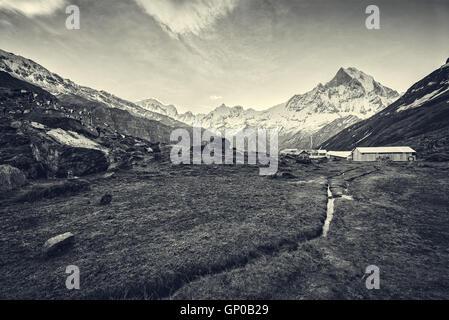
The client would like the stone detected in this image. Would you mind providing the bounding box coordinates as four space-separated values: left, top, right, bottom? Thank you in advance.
100 193 112 205
43 232 75 257
56 147 109 178
280 172 296 179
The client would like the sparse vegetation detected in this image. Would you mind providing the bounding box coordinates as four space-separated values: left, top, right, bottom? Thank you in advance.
0 164 27 192
1 160 447 299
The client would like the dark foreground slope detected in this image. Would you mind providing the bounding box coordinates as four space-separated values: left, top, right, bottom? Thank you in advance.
0 161 328 299
1 159 448 299
321 62 449 158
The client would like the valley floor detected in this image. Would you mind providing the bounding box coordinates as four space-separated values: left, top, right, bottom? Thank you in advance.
0 160 448 299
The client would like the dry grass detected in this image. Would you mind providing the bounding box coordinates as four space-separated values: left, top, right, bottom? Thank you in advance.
172 162 449 299
0 162 327 299
1 161 448 299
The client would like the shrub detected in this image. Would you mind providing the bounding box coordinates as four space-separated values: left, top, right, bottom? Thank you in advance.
0 165 27 192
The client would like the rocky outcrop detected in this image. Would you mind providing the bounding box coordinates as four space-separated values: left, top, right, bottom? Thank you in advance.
43 232 75 257
56 147 109 178
0 119 109 179
0 119 48 179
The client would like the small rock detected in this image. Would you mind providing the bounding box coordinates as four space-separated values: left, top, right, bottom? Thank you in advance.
102 172 116 179
100 194 112 205
10 121 22 129
43 232 75 257
280 172 296 179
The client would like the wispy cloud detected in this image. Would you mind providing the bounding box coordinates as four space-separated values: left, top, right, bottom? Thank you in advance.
135 0 239 38
0 0 67 17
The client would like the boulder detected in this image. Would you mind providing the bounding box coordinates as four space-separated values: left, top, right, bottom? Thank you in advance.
56 147 109 178
43 232 75 257
0 165 27 192
279 172 297 179
100 193 112 205
0 120 49 179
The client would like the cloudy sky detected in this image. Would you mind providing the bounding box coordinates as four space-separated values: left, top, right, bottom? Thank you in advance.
0 0 448 113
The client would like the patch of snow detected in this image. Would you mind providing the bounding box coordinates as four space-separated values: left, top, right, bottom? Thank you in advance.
30 122 46 130
397 86 449 112
355 132 372 145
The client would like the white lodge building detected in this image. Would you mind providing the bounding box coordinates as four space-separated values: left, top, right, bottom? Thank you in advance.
351 147 417 162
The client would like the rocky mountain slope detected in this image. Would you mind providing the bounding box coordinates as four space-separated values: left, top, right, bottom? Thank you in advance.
137 68 400 149
0 70 169 180
0 49 184 128
320 59 449 158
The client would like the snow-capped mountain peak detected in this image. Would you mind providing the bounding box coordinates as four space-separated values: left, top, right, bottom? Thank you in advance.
135 98 179 118
285 67 399 117
139 67 400 149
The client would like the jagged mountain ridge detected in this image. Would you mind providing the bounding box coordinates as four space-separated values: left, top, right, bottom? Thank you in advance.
320 60 449 157
0 49 184 128
0 68 173 144
135 98 179 119
137 67 400 149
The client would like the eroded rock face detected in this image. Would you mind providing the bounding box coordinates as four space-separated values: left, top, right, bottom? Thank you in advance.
0 164 27 192
0 120 48 179
43 232 75 257
56 147 109 178
0 119 109 179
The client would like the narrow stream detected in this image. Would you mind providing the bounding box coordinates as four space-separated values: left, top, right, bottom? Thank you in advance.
322 185 335 237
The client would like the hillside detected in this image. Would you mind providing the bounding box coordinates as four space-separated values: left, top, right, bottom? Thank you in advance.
0 71 170 180
320 60 449 158
0 49 185 128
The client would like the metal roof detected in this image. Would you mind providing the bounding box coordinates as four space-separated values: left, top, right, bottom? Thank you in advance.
328 151 352 157
354 146 416 153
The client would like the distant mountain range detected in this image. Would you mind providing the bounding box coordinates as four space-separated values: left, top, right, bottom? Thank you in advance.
5 48 447 158
320 60 449 158
137 67 400 149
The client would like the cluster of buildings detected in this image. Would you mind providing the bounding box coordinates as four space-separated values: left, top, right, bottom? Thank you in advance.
280 146 417 162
